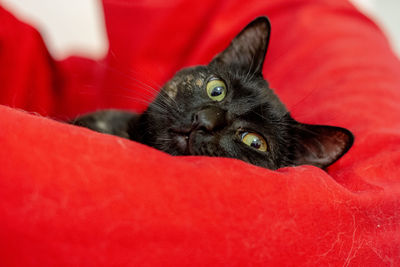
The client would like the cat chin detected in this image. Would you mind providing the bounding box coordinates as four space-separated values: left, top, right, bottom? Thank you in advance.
173 133 190 155
170 130 219 156
169 130 195 155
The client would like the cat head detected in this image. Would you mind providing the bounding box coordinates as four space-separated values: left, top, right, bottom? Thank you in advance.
136 17 353 169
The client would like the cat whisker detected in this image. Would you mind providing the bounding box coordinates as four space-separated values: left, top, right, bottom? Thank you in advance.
125 68 165 89
128 76 161 94
158 90 180 111
89 92 171 119
94 62 179 110
121 81 180 113
115 84 159 101
96 62 163 94
113 83 180 115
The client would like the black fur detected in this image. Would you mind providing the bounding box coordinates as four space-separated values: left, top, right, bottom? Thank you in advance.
72 17 353 170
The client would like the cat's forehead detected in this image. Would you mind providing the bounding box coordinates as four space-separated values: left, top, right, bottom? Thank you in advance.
172 66 210 84
162 66 208 97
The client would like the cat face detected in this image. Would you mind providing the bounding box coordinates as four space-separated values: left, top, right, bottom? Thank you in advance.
137 17 353 169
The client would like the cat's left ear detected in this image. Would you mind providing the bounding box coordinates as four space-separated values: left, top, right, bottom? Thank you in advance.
209 16 271 74
292 124 354 169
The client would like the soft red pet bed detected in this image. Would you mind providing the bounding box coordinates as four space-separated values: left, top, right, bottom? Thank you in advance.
1 0 400 265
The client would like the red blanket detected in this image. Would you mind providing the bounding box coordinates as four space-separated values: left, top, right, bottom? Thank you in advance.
1 0 399 265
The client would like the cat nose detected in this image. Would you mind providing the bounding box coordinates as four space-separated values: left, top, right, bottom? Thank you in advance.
194 106 226 132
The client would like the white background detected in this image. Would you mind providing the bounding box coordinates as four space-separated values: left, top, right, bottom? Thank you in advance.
0 0 108 59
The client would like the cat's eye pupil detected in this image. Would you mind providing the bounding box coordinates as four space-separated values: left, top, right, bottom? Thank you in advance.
206 79 226 101
211 86 223 97
240 132 267 152
250 138 261 149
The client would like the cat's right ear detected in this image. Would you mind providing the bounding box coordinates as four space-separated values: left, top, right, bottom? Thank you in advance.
209 16 271 74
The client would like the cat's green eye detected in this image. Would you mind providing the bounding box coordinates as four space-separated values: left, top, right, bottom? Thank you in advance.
241 132 268 152
206 79 226 101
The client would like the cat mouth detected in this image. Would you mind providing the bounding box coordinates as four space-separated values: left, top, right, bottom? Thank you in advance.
171 129 195 155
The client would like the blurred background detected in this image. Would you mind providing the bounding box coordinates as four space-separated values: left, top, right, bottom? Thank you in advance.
0 0 399 59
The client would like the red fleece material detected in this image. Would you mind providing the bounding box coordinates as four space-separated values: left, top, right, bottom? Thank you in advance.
1 0 400 265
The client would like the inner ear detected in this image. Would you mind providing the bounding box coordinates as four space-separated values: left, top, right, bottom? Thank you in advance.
209 16 271 74
292 124 354 169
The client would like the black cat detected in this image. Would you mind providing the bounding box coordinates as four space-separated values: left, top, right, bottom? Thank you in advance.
72 17 353 170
